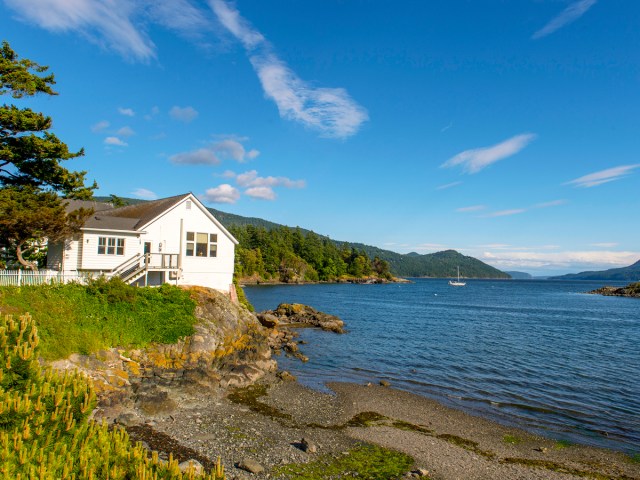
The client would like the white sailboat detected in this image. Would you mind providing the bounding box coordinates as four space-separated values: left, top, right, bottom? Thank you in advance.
449 266 466 287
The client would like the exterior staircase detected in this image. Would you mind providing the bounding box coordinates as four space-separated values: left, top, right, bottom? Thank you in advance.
106 253 180 285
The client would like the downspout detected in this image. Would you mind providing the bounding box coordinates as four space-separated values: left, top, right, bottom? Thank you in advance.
178 218 184 284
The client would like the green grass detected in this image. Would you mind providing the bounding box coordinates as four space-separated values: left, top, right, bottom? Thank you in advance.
0 277 197 360
273 444 414 480
503 434 523 445
554 439 573 449
627 453 640 464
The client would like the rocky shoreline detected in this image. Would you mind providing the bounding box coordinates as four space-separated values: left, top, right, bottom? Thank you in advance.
588 282 640 298
52 287 639 479
110 377 639 480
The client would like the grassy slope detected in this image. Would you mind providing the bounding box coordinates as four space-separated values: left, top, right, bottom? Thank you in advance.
0 279 197 360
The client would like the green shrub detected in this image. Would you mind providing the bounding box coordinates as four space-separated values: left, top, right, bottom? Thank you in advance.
0 279 197 360
0 312 225 479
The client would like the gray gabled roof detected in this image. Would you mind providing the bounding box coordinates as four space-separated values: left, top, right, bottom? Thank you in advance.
93 193 190 231
72 193 237 244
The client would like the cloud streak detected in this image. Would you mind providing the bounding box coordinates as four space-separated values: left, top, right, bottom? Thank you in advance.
481 249 638 271
203 184 240 204
436 181 462 190
441 133 536 174
169 106 199 123
104 136 128 146
565 164 640 188
224 169 306 201
170 138 260 165
533 0 597 40
209 0 368 138
456 205 486 213
131 188 158 200
4 0 214 61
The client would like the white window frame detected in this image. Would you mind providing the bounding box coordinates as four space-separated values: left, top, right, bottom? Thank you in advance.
98 237 125 256
186 232 217 258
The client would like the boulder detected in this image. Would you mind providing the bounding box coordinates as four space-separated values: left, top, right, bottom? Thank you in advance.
237 458 265 474
256 313 279 328
264 303 344 333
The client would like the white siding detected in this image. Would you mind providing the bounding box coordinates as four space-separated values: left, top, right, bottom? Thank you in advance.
139 197 235 292
80 232 140 271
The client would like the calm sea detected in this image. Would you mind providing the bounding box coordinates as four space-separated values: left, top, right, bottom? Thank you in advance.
244 279 640 453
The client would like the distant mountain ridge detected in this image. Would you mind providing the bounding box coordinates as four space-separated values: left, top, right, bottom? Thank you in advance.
548 260 640 281
95 196 510 279
505 271 533 280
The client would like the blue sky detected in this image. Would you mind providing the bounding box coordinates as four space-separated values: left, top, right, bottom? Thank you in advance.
2 0 639 275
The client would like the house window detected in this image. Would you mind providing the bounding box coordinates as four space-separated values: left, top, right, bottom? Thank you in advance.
98 237 125 255
186 200 192 210
185 232 217 257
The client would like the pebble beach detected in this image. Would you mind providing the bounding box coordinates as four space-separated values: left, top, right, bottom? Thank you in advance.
123 374 640 480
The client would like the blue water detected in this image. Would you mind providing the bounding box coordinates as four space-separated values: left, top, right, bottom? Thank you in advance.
245 279 640 453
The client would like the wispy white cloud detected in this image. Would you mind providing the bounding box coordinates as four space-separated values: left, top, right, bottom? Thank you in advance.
414 243 446 251
170 137 259 165
484 208 526 218
203 184 240 204
565 164 640 188
478 198 565 218
4 0 156 61
456 205 485 213
169 106 199 123
436 181 462 190
131 188 158 200
144 106 160 120
245 186 276 200
533 199 567 209
479 244 559 251
477 243 512 250
590 242 619 248
118 107 135 117
442 133 536 174
147 0 211 39
104 136 128 146
235 170 305 189
480 249 638 271
91 120 110 132
440 121 453 133
170 148 218 165
532 0 597 40
209 0 264 49
116 126 136 137
213 139 259 162
209 0 368 138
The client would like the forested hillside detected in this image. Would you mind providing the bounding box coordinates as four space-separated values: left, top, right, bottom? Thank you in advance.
229 225 392 282
549 259 640 281
95 196 509 279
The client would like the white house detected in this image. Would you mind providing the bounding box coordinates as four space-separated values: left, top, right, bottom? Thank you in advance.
47 193 238 293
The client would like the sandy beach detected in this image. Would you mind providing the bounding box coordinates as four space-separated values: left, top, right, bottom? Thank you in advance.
123 375 640 480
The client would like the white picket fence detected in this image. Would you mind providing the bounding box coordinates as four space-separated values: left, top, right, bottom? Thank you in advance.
0 270 88 287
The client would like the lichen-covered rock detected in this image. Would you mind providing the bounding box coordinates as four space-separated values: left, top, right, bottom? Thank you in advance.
265 303 344 333
50 286 277 418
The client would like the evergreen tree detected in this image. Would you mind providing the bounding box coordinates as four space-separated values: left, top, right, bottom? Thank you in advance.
0 41 96 269
0 41 96 197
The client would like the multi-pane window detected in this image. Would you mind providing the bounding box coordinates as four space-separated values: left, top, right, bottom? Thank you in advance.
186 232 217 257
98 237 125 255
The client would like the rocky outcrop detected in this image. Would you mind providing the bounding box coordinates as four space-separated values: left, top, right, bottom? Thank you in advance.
588 282 640 298
50 286 277 420
261 303 345 333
